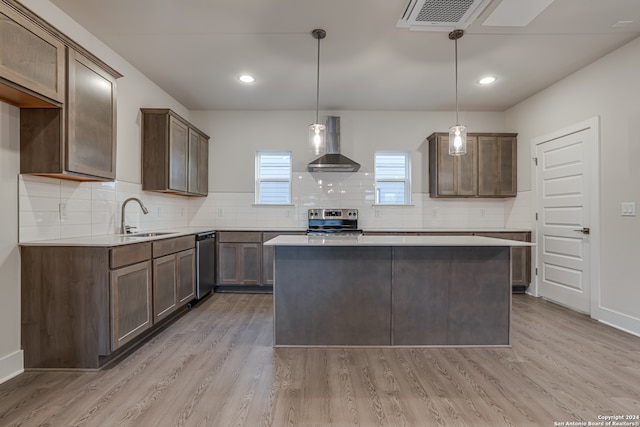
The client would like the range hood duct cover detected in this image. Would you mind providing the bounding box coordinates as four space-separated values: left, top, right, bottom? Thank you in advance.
307 116 361 172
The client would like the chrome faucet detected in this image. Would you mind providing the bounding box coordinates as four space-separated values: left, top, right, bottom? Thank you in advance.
120 197 149 234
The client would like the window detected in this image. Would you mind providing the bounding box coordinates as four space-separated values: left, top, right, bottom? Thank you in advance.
375 151 411 204
255 151 292 204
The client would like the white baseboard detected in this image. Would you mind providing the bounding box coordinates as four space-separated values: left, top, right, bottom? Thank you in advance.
595 306 640 338
0 350 24 384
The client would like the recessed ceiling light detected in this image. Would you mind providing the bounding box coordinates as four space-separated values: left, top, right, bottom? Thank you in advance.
479 76 496 85
238 74 255 83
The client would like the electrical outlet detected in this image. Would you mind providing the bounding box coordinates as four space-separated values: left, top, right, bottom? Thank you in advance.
621 202 636 216
59 203 67 220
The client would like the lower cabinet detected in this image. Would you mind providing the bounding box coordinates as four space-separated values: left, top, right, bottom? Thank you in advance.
216 231 306 288
152 236 195 322
110 260 152 351
217 232 262 286
177 249 196 303
20 235 195 369
153 254 178 321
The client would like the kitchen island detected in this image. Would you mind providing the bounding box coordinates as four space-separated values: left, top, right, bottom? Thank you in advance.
264 235 533 347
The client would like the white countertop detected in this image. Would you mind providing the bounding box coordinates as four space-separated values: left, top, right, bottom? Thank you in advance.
19 226 216 247
264 235 534 247
19 227 532 247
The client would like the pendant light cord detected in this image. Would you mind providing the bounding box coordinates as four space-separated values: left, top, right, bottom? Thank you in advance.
315 35 321 124
454 35 459 126
449 29 464 127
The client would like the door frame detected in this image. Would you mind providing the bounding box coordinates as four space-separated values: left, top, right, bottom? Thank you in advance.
531 116 601 316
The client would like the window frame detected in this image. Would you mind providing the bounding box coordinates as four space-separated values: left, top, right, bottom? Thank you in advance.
374 150 412 205
255 150 292 205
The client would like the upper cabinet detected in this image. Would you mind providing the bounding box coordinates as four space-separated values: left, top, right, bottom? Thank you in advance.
65 49 117 179
20 49 118 181
0 5 65 106
428 132 517 198
188 128 209 195
141 109 209 197
429 134 478 197
477 135 517 197
1 0 122 182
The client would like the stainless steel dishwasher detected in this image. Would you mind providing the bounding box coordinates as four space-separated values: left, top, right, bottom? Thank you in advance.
195 231 216 300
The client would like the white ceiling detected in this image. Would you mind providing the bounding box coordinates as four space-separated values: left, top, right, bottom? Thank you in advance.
50 0 640 112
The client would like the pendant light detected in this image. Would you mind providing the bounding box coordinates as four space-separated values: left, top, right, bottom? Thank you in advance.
448 29 467 156
309 29 326 155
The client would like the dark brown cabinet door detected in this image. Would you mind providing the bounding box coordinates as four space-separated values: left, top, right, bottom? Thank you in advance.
177 249 195 304
198 134 209 195
110 261 152 351
262 243 274 286
153 254 177 322
478 135 517 197
217 242 261 285
188 130 209 195
0 7 65 105
429 133 477 197
66 49 117 180
169 116 188 192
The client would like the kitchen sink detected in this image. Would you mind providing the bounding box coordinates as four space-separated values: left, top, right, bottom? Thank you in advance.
126 232 176 237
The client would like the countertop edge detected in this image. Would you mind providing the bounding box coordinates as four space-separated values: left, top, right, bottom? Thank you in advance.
264 235 535 247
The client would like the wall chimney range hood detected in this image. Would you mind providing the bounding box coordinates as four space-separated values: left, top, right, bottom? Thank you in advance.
307 116 361 172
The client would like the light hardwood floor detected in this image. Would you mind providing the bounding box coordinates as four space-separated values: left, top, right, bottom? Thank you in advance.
1 293 639 426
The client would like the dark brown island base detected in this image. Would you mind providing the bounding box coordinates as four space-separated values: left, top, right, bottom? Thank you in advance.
264 235 534 347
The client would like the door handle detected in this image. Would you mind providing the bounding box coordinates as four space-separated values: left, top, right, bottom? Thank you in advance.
573 227 590 234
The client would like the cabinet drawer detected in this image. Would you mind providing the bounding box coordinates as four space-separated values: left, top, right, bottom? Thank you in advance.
110 242 152 269
153 235 195 258
217 231 262 243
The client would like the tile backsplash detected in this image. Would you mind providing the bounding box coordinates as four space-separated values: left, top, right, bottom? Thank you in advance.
19 172 532 242
19 175 190 242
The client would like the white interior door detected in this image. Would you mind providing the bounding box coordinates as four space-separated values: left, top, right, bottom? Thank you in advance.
535 124 594 314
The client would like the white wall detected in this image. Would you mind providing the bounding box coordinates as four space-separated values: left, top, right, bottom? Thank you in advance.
505 36 640 335
0 102 22 382
191 110 508 192
188 110 522 230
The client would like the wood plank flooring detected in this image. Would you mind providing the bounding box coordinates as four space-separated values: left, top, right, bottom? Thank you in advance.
1 293 639 426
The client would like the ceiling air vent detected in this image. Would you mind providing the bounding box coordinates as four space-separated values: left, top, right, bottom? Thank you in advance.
397 0 492 31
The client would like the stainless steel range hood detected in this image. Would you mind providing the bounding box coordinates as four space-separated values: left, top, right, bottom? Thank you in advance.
307 116 361 172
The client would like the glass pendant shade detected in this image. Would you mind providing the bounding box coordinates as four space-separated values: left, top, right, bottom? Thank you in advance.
448 124 467 156
309 123 326 155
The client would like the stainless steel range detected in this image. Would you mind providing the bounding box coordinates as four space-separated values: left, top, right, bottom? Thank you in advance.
307 208 362 235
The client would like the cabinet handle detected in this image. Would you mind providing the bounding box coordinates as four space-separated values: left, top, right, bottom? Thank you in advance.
573 227 590 234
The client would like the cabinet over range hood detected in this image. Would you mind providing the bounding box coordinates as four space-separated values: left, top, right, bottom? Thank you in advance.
307 116 361 172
